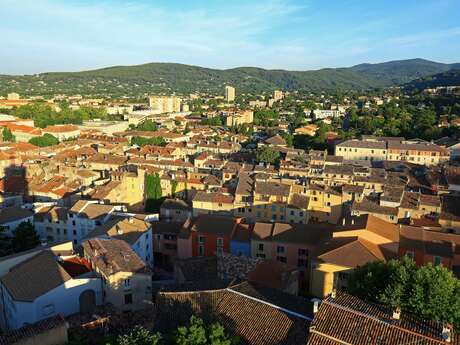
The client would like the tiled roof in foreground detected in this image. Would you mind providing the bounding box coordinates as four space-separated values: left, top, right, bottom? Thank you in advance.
154 281 312 345
307 292 457 345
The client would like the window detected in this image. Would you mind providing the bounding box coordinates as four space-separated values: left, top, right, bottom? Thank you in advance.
434 256 442 266
256 253 266 259
124 279 131 288
290 210 295 216
405 251 415 260
258 243 264 251
72 221 76 226
217 238 224 246
198 236 205 244
198 245 204 256
73 230 77 236
297 258 306 267
299 212 304 217
298 248 308 256
42 304 55 316
277 256 287 263
124 293 133 305
277 246 285 253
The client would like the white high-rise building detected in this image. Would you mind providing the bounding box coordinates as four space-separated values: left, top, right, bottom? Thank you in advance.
225 86 235 102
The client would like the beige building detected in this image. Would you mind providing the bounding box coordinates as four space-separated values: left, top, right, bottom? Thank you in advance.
273 90 284 102
336 138 450 165
225 86 235 102
225 110 254 126
83 238 152 311
148 96 182 113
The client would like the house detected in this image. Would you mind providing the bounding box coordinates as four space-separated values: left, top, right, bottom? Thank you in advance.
85 215 153 267
400 225 460 272
178 215 242 257
309 215 399 298
82 238 152 311
307 291 455 344
0 206 34 236
152 221 182 270
34 205 69 242
230 223 252 257
160 198 192 223
154 281 312 345
0 250 101 331
67 200 117 244
42 125 81 141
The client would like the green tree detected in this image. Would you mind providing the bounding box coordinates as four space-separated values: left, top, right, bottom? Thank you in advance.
117 326 161 345
174 316 238 345
2 127 15 142
255 146 280 165
348 258 460 327
171 180 178 196
131 136 167 147
29 133 60 147
11 221 39 253
136 120 158 131
145 173 163 212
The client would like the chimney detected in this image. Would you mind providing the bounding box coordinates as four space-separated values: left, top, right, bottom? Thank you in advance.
351 219 355 225
311 298 321 314
331 288 336 299
129 217 134 224
392 306 401 320
342 218 346 226
442 324 452 343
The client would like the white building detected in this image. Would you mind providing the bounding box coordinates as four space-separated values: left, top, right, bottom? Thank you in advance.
85 215 153 267
0 207 34 236
0 249 102 331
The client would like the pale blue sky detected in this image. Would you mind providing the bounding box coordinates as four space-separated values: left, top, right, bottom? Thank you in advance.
1 0 460 74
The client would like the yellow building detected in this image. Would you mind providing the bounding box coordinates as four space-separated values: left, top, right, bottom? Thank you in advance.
225 86 235 102
148 95 182 113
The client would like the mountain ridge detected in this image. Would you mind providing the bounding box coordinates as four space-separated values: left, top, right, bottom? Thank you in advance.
1 58 459 97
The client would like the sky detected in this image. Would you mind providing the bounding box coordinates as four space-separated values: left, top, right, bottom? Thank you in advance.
1 0 460 75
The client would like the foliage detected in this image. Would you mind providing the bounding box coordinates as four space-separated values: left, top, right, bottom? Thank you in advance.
200 117 223 126
253 109 279 127
6 102 109 128
131 136 166 147
171 180 178 196
2 127 15 142
11 221 40 253
117 326 161 345
174 316 238 345
1 59 458 97
136 120 158 131
29 133 59 147
145 173 163 212
255 146 280 165
348 257 460 327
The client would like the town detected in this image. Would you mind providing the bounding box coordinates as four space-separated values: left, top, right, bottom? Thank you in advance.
0 76 458 345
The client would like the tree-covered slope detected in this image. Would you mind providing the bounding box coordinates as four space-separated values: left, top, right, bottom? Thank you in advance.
0 59 458 97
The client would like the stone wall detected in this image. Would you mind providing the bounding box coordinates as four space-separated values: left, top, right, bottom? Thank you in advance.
217 252 263 280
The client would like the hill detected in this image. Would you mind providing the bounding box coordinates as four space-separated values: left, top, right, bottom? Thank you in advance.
404 69 460 90
0 59 459 97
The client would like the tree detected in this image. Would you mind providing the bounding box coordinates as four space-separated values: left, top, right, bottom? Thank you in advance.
136 120 158 132
145 173 163 212
2 127 15 142
131 136 166 147
348 258 460 327
255 146 280 165
29 133 59 147
117 326 161 345
11 221 39 253
171 180 178 196
174 316 238 345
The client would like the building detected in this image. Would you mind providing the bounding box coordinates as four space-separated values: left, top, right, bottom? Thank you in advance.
82 238 152 311
0 250 101 331
225 86 235 102
273 90 284 102
307 291 455 344
336 137 450 165
148 96 182 113
225 110 254 126
85 215 153 267
0 206 34 236
42 125 81 141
